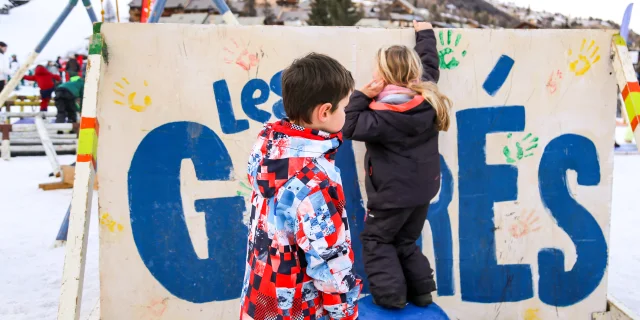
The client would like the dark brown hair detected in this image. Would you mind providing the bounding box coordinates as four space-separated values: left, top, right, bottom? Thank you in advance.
282 53 354 123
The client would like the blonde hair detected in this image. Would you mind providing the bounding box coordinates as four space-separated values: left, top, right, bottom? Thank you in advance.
375 45 452 131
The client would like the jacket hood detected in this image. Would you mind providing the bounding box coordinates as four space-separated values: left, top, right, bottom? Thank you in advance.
369 96 437 136
247 119 342 198
35 65 50 76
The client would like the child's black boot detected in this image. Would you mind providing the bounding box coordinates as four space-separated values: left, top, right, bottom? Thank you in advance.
409 292 433 307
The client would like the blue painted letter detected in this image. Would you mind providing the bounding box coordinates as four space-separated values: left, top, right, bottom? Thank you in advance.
241 78 272 123
270 70 287 119
335 139 368 293
427 155 455 296
457 106 533 302
128 122 247 303
538 134 607 306
213 80 250 134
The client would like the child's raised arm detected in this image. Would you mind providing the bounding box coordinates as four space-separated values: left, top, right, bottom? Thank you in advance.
413 20 440 83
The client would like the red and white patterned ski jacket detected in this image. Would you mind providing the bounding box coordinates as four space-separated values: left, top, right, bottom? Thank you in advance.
240 119 361 320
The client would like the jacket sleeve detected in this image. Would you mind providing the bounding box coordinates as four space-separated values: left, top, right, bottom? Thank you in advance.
53 74 61 82
22 75 36 81
0 56 7 78
342 90 397 143
282 183 361 320
415 29 440 83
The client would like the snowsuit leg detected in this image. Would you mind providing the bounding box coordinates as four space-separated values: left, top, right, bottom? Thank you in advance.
55 89 76 123
394 204 436 297
40 88 54 112
361 204 436 307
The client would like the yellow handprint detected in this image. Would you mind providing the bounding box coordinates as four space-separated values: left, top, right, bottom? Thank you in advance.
568 39 601 76
100 213 124 233
114 78 152 112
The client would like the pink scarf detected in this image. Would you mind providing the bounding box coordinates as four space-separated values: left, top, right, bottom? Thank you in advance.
376 84 416 103
377 84 415 100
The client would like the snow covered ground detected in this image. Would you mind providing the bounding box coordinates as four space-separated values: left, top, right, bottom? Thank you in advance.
0 153 638 319
0 155 99 320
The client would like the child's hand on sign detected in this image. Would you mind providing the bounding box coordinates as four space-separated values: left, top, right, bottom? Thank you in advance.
413 20 433 32
360 79 385 98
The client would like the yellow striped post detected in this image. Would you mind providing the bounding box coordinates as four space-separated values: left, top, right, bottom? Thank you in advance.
611 34 640 147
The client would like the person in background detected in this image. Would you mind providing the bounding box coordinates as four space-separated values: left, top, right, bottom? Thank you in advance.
0 42 8 93
81 59 87 78
56 56 63 79
22 65 61 111
47 61 62 87
46 61 60 79
76 54 84 78
55 75 84 123
64 54 80 82
8 54 22 87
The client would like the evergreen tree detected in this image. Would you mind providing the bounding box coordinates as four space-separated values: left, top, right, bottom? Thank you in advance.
244 0 257 17
308 0 332 26
430 4 440 21
308 0 361 26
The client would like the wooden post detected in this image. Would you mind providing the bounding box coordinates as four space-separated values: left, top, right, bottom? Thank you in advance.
34 115 62 177
0 124 11 160
57 23 103 320
611 34 640 147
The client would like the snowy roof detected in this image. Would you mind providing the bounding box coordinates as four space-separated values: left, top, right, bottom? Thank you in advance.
158 12 209 24
129 0 187 8
355 18 394 28
207 14 264 25
278 9 308 21
393 0 417 14
185 0 218 10
389 12 423 22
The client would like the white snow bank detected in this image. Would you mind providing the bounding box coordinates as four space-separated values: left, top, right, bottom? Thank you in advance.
0 155 99 320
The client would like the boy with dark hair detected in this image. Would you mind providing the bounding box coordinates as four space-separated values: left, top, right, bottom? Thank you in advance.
240 53 361 320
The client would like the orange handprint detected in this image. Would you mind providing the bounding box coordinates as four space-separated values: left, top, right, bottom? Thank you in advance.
224 39 260 71
546 69 563 94
509 210 541 239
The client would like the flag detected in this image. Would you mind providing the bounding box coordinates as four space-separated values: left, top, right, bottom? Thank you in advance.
620 3 633 43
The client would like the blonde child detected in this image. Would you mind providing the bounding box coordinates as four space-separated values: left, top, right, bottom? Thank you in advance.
342 21 452 309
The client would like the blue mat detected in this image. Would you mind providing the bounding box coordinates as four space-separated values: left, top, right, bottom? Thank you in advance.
358 296 449 320
13 118 56 124
615 143 638 154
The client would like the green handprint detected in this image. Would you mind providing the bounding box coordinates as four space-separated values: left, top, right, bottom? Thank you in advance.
503 133 539 164
438 30 467 70
237 180 252 197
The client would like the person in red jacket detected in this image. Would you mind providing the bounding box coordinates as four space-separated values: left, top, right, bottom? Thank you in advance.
23 65 61 111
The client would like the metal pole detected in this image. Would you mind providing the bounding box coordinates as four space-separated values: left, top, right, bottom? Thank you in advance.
0 0 80 108
210 0 240 25
81 0 99 23
55 205 72 244
147 0 167 23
